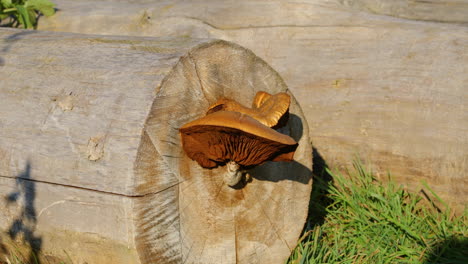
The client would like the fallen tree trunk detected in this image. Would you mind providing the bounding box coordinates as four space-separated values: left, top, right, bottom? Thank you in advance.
37 0 468 210
338 0 468 24
0 28 312 264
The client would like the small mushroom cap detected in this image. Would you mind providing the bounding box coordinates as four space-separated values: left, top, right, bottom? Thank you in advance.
252 91 272 109
206 91 291 128
179 111 298 168
252 91 290 128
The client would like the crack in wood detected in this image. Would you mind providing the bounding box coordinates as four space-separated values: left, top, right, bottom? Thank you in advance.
0 174 182 198
167 15 373 31
187 52 210 102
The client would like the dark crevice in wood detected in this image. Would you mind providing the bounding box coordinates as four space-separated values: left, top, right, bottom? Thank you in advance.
173 16 374 30
187 52 210 102
0 174 181 198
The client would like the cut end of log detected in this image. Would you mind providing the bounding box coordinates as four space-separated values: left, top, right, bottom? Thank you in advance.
135 40 313 264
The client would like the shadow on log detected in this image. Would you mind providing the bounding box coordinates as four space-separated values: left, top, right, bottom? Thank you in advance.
1 162 42 264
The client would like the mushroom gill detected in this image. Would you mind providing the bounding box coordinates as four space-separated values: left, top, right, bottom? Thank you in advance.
179 111 298 186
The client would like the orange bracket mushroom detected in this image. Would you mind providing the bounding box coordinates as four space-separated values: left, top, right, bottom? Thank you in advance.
179 92 298 187
206 91 291 129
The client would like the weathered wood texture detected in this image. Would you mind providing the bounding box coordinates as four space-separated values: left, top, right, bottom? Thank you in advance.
38 0 468 209
0 175 139 264
340 0 468 23
0 28 312 263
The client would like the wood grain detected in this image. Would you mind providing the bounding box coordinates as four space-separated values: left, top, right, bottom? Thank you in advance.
138 40 312 263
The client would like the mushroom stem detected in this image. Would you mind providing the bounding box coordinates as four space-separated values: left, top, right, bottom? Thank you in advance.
224 161 243 187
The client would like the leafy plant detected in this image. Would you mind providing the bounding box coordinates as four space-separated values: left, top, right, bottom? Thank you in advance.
0 0 55 29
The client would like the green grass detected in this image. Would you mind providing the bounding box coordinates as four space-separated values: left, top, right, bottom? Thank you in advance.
288 161 467 264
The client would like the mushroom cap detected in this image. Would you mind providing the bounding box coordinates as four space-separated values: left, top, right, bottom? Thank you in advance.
252 91 272 108
252 91 290 128
205 91 291 128
206 97 242 115
179 111 298 168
